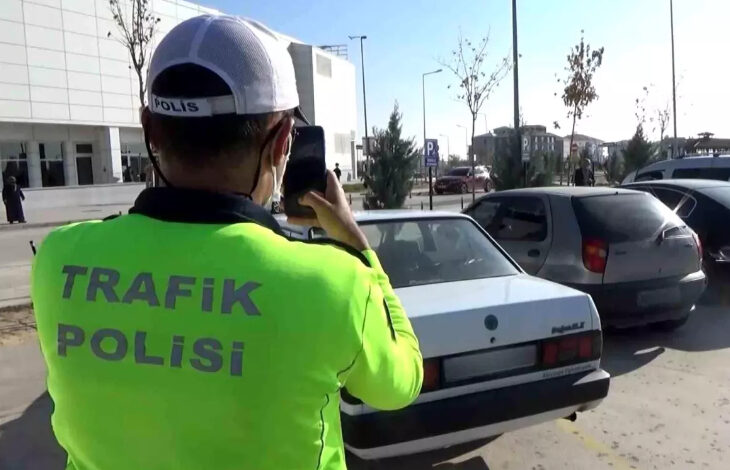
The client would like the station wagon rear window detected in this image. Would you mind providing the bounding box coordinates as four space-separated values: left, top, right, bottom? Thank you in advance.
360 219 518 288
572 194 679 243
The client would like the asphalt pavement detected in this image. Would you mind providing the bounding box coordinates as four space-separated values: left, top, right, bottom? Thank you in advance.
0 192 470 309
1 303 728 469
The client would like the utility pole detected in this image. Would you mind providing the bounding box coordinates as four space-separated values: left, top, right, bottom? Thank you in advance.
512 0 524 186
423 69 442 210
349 35 370 167
669 0 678 158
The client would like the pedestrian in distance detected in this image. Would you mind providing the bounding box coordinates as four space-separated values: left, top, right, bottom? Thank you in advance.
2 176 26 224
574 158 594 187
31 15 422 470
334 162 342 181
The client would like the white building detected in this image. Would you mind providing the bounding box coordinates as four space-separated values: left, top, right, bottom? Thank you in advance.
0 0 357 198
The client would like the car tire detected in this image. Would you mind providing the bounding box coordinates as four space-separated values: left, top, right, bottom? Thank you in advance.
435 189 442 195
652 315 689 331
484 180 490 192
460 183 468 194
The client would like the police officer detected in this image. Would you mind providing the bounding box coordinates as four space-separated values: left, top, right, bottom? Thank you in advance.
32 15 422 470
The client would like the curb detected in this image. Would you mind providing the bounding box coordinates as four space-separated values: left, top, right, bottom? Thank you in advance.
0 300 32 314
0 218 94 232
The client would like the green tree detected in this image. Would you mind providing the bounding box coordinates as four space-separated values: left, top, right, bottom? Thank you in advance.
363 104 420 209
491 134 554 190
622 125 654 178
558 31 604 184
604 151 623 185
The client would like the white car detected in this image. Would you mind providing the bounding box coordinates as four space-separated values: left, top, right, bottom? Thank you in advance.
280 211 610 460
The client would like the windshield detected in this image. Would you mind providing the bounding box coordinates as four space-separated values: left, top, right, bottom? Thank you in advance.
446 168 470 177
573 194 681 243
702 187 730 208
359 218 518 288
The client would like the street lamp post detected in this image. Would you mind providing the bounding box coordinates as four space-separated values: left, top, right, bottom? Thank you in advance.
423 68 442 210
349 35 370 168
512 0 524 186
669 0 678 158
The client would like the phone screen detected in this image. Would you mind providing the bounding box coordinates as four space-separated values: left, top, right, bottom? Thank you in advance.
282 126 327 218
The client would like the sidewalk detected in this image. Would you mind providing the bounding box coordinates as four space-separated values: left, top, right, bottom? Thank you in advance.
0 203 133 232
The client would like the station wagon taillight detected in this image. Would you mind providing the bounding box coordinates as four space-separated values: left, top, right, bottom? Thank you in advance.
582 238 608 273
541 331 602 368
422 358 442 392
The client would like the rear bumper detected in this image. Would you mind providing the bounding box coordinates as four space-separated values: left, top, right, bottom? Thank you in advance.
343 368 610 460
568 270 707 328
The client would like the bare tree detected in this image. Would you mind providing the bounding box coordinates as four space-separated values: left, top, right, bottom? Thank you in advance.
108 0 160 108
441 32 511 199
558 31 604 184
656 104 671 159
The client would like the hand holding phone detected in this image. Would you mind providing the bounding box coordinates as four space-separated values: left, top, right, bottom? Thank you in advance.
282 126 327 218
289 171 370 252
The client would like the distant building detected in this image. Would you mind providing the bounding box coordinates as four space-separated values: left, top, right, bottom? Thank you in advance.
472 125 563 167
563 133 604 162
0 0 358 191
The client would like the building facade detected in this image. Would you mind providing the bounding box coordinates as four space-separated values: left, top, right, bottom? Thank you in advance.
0 0 357 193
472 125 563 166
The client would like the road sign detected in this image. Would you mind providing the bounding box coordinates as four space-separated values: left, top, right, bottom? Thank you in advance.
424 138 439 167
522 136 530 162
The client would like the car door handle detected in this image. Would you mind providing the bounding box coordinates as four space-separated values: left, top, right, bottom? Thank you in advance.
528 249 540 258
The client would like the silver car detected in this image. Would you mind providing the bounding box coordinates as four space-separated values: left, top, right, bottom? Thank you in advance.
464 187 707 330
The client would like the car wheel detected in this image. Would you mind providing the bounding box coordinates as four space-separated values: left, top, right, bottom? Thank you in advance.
460 183 468 194
651 315 689 331
435 189 442 195
484 180 490 192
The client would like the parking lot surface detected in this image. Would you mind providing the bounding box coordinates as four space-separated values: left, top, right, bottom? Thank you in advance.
1 302 727 469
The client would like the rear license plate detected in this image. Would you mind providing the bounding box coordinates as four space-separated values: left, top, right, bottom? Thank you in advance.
443 345 537 384
637 287 681 307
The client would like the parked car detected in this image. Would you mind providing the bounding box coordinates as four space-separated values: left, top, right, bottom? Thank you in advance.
621 179 730 289
434 166 490 194
622 154 730 184
464 187 707 330
280 211 609 459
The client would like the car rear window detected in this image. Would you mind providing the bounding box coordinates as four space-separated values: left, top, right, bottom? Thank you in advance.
360 219 518 288
701 187 730 208
572 194 678 243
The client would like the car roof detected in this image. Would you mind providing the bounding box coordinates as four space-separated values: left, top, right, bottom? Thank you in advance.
352 210 469 222
483 186 640 198
274 210 468 227
623 178 730 190
639 155 730 171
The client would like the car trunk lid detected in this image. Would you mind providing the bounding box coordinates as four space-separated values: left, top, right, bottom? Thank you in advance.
573 193 700 283
396 275 594 359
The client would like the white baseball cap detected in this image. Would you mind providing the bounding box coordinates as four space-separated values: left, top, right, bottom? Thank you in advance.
147 14 307 122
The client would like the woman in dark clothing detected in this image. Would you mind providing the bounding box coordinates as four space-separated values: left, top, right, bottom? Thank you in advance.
2 176 26 223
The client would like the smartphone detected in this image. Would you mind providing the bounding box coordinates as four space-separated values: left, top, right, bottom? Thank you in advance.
282 126 327 218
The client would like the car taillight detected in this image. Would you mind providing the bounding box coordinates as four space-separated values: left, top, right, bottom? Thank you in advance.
422 358 441 392
582 238 608 273
541 332 602 368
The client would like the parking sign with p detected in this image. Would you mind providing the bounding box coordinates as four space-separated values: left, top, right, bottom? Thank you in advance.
424 139 439 167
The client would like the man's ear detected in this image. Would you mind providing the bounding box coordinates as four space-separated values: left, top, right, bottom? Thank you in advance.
141 107 157 150
270 117 294 167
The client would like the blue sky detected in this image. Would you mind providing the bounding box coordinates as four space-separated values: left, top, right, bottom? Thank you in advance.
206 0 729 157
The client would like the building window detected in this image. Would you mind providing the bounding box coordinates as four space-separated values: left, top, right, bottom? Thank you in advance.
1 142 29 188
40 142 65 187
316 54 332 77
76 143 93 154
